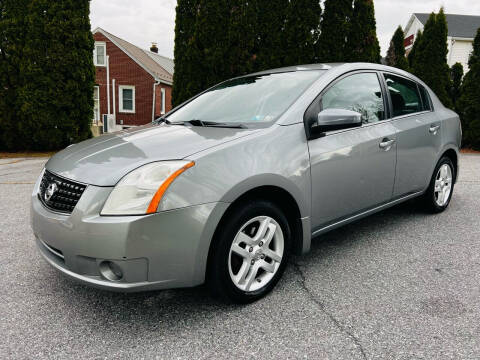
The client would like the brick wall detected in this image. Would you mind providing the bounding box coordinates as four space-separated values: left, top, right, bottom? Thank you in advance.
94 33 172 126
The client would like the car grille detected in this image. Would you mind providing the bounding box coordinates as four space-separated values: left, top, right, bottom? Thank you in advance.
38 170 87 214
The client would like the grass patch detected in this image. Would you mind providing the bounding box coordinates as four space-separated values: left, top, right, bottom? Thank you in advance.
0 152 55 159
461 148 480 154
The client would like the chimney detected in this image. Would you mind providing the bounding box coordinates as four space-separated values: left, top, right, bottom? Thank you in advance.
150 42 158 53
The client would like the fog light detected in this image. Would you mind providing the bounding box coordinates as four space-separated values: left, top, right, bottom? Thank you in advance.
99 261 123 281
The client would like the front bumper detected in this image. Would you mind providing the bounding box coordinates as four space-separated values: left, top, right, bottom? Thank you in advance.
30 178 229 292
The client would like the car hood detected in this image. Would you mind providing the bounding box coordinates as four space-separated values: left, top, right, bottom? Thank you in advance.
46 123 259 186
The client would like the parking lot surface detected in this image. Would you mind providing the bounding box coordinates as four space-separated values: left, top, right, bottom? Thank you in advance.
1 155 479 359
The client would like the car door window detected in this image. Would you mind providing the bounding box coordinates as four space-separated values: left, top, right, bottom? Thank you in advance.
384 74 422 117
418 84 432 111
321 73 385 124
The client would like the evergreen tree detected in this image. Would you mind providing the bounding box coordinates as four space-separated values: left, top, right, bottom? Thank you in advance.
172 0 324 105
253 0 289 71
0 0 28 150
449 62 463 108
457 28 480 150
411 9 452 108
172 0 200 106
225 1 257 77
15 0 95 150
408 30 422 69
188 0 232 95
317 0 352 62
346 0 381 63
385 39 395 67
283 0 321 67
386 26 408 70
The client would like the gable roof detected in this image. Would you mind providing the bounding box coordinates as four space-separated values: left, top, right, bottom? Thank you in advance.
414 13 480 39
93 27 174 84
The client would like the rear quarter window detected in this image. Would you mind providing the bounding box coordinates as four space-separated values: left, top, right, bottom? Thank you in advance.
384 74 422 117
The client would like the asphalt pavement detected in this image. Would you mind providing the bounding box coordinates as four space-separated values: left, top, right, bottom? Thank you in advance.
1 155 479 359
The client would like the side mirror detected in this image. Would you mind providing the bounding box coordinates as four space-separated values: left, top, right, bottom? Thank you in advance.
313 108 362 133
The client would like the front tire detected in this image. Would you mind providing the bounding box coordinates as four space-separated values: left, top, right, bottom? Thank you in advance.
207 200 291 304
422 156 455 213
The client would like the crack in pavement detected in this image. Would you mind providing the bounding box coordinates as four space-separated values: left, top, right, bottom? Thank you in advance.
291 262 368 360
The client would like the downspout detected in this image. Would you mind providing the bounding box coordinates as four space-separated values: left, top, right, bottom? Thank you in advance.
152 80 160 122
112 79 116 119
106 55 111 116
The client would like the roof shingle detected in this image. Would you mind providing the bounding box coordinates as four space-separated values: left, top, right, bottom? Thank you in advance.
414 13 480 39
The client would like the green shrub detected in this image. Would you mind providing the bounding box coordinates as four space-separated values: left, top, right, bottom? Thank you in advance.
457 29 480 150
386 26 409 70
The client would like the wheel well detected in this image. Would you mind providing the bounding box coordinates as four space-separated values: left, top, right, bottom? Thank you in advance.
442 149 458 182
208 186 304 266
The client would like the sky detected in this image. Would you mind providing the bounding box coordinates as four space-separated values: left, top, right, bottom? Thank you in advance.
90 0 480 60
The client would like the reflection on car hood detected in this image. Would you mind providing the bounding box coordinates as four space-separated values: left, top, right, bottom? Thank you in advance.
46 124 259 186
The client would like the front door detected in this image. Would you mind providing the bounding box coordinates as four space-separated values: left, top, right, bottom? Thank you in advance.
307 72 397 229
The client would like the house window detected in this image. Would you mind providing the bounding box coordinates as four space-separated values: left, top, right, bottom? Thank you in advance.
93 86 100 124
161 88 166 114
94 42 106 66
119 85 135 113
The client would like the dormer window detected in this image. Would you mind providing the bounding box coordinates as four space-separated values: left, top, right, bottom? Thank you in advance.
94 42 106 66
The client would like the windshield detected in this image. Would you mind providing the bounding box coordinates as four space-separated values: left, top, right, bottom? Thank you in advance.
167 70 324 126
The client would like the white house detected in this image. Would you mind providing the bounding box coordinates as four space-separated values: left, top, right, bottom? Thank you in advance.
404 13 480 71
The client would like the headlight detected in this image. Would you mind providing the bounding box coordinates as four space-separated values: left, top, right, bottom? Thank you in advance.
101 161 194 215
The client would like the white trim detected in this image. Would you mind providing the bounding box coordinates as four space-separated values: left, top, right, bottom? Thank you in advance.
92 28 173 85
94 41 106 67
93 86 100 124
160 88 166 115
119 85 135 113
112 79 116 118
106 55 110 114
152 81 159 121
450 36 474 41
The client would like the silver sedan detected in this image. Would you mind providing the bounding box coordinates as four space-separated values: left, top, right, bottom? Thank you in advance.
31 63 461 303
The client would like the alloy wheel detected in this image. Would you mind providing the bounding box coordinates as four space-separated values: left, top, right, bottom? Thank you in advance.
434 163 453 207
228 216 284 292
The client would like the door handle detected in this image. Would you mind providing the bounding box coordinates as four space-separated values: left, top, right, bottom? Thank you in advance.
379 138 395 151
429 125 440 134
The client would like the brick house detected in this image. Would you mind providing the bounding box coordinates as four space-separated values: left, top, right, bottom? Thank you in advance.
92 27 174 132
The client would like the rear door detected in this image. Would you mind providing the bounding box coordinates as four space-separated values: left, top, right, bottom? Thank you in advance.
382 73 442 197
308 71 397 229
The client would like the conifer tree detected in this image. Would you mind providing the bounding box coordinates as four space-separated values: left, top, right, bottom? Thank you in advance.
15 0 95 150
316 0 352 62
283 0 321 66
408 30 422 69
457 28 480 150
225 1 257 78
449 62 463 108
253 0 289 71
411 9 452 108
172 0 200 106
346 0 381 63
0 0 28 150
189 0 232 94
386 26 408 70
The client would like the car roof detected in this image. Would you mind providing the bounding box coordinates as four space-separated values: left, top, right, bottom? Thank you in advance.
250 62 425 86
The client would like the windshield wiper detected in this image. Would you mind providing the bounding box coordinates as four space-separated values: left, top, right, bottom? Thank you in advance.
153 116 172 125
183 119 246 129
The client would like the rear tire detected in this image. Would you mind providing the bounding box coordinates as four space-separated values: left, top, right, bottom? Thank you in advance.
207 200 291 304
421 156 455 213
